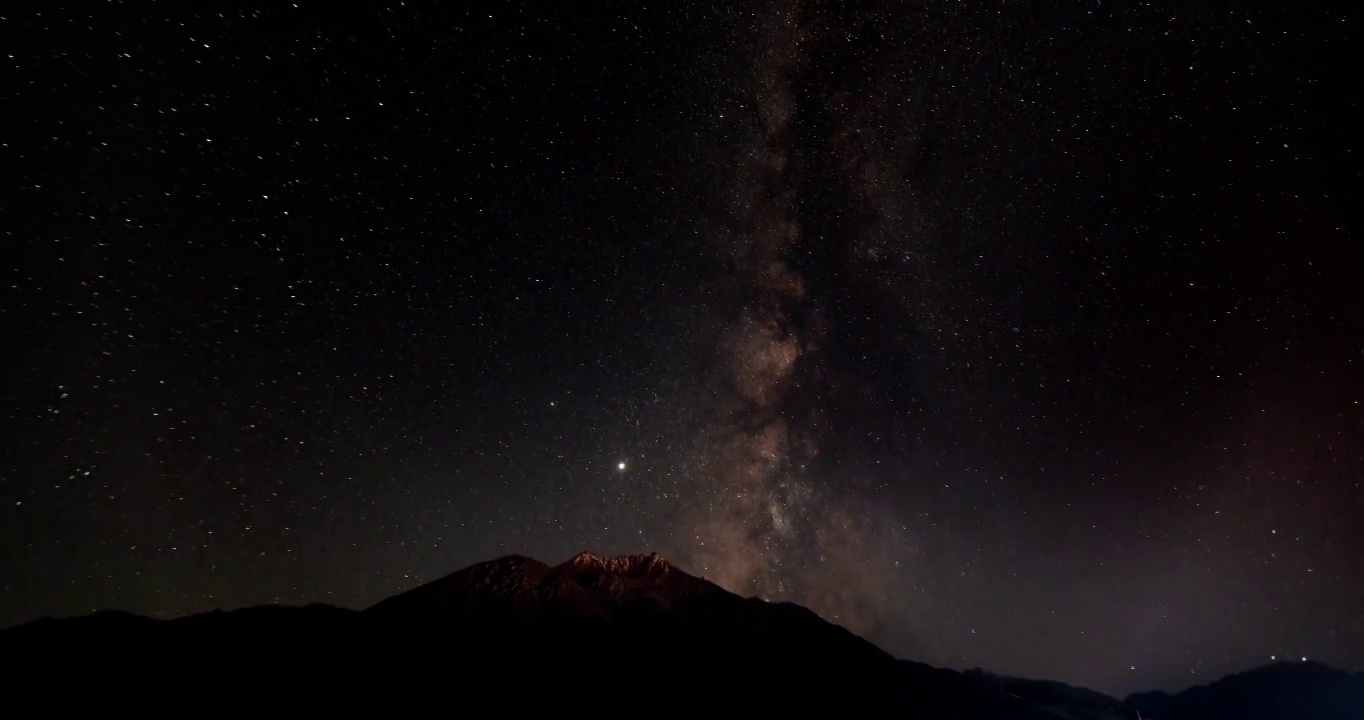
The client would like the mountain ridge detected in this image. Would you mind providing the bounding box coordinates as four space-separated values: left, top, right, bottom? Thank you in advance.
1 551 1358 718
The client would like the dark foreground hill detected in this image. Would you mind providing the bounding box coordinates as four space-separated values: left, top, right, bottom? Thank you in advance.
0 552 1358 718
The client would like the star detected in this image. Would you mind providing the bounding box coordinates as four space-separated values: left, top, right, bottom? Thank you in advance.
617 461 627 471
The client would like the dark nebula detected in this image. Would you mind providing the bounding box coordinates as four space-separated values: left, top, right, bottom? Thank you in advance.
3 2 1360 695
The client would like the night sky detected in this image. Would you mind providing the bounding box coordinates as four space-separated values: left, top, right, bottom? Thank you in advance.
4 2 1361 695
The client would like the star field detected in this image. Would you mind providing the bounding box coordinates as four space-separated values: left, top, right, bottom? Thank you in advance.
3 3 1361 695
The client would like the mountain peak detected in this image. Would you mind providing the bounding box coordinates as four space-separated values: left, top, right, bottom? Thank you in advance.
560 551 678 577
364 550 711 625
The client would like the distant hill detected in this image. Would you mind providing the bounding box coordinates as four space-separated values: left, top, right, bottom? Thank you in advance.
1127 660 1364 720
0 551 1356 718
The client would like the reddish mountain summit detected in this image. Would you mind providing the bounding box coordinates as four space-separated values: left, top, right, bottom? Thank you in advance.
367 551 719 624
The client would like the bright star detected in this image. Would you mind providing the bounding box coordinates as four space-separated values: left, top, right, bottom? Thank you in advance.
617 461 626 471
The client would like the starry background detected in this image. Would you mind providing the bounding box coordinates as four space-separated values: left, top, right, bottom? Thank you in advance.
3 2 1361 696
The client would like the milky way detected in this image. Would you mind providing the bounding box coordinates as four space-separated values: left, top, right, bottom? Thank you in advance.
684 0 810 593
677 1 922 641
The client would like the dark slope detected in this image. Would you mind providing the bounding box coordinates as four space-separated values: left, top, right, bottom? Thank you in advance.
963 670 1138 720
1127 661 1364 720
362 552 1029 717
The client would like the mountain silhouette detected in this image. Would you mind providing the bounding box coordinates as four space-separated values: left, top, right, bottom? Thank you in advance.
1126 661 1364 720
1 552 1357 718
